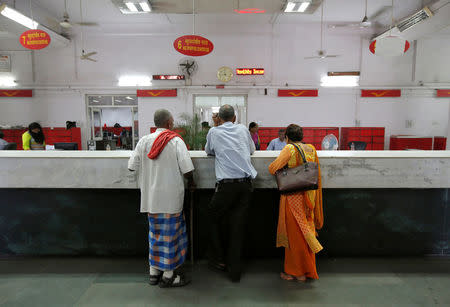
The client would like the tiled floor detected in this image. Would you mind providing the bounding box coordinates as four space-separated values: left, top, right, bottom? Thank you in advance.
0 257 449 306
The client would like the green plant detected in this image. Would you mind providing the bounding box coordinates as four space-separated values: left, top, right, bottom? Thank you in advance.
175 113 208 150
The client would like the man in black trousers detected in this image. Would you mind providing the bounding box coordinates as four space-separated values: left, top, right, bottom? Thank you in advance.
205 104 257 282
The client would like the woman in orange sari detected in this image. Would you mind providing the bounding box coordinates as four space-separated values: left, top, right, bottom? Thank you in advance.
268 124 324 282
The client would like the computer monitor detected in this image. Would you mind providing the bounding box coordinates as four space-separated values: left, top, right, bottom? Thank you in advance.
54 142 78 150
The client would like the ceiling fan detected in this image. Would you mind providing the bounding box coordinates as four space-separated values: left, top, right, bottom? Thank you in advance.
59 0 99 29
78 0 98 62
304 0 340 60
328 0 391 30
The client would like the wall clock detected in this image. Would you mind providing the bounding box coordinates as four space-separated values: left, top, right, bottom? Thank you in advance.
217 66 233 83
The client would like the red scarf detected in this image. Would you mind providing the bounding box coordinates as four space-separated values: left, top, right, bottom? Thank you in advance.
147 130 182 160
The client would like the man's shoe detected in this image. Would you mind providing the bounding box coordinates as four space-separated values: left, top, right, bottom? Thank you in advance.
158 273 191 288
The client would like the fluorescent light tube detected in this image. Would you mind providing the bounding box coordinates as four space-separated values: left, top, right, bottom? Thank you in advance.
0 77 17 87
285 1 310 13
139 2 151 12
125 2 138 12
285 2 296 12
0 5 39 29
298 2 310 12
320 75 359 87
118 76 152 87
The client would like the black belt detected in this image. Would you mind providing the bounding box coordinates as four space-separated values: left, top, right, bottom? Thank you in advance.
218 177 252 184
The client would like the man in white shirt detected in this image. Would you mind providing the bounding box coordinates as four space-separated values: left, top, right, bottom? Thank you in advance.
128 109 195 288
205 104 257 282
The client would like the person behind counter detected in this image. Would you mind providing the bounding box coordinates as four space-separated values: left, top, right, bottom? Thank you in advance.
22 122 46 150
0 130 9 150
267 129 287 151
268 124 324 282
249 122 260 150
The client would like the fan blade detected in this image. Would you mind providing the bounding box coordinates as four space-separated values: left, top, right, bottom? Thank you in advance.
84 52 97 57
304 56 320 59
325 55 339 58
86 57 97 62
76 22 99 26
329 23 361 29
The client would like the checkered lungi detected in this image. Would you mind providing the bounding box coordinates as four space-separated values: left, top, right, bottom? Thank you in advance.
148 212 188 271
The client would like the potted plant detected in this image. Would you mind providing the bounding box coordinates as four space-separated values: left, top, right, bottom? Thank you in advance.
175 113 209 150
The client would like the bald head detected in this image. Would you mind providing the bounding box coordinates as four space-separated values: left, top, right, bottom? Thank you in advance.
218 104 235 122
154 109 173 129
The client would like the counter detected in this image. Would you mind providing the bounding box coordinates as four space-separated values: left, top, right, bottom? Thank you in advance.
1 150 449 189
0 150 448 257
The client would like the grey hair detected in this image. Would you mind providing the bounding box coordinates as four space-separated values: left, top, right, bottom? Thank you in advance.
154 109 173 127
218 104 235 122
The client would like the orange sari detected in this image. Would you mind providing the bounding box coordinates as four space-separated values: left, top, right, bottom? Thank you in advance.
269 143 324 279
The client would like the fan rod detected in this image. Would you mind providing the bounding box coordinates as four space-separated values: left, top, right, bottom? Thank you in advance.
320 0 324 50
390 0 394 35
192 0 195 35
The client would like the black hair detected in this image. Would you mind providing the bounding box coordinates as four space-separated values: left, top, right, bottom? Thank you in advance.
28 122 45 144
285 124 303 142
201 121 209 128
0 130 4 139
278 129 286 133
249 122 258 130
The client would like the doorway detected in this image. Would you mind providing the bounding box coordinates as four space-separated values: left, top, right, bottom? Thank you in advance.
87 95 138 149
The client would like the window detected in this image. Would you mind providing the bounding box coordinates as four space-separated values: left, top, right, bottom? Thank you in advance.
194 95 247 126
86 95 139 149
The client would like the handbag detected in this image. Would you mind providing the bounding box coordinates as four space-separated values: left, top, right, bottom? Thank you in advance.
275 143 319 193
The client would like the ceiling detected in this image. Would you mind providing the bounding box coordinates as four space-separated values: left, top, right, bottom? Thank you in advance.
4 0 427 26
0 0 447 49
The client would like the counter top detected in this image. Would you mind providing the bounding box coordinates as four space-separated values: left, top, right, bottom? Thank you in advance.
1 150 449 189
1 150 449 159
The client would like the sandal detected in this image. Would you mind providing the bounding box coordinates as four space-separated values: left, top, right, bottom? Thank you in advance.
159 273 190 288
149 272 163 285
295 276 307 283
280 272 295 281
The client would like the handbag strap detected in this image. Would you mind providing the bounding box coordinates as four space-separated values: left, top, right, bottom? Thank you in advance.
292 143 307 164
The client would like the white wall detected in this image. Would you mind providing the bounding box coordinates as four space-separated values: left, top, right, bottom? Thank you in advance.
1 23 450 149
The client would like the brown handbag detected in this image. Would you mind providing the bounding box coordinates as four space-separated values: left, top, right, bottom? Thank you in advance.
275 143 319 193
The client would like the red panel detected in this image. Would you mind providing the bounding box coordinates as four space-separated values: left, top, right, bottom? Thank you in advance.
0 90 33 97
436 89 450 97
390 135 432 150
278 89 318 97
137 89 177 97
361 89 401 97
433 137 447 150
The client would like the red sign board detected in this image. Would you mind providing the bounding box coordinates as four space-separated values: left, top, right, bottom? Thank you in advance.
361 89 401 97
0 89 33 97
234 8 266 14
236 68 264 75
20 30 51 50
436 89 450 97
278 89 318 97
152 75 185 80
137 89 177 97
173 35 213 57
